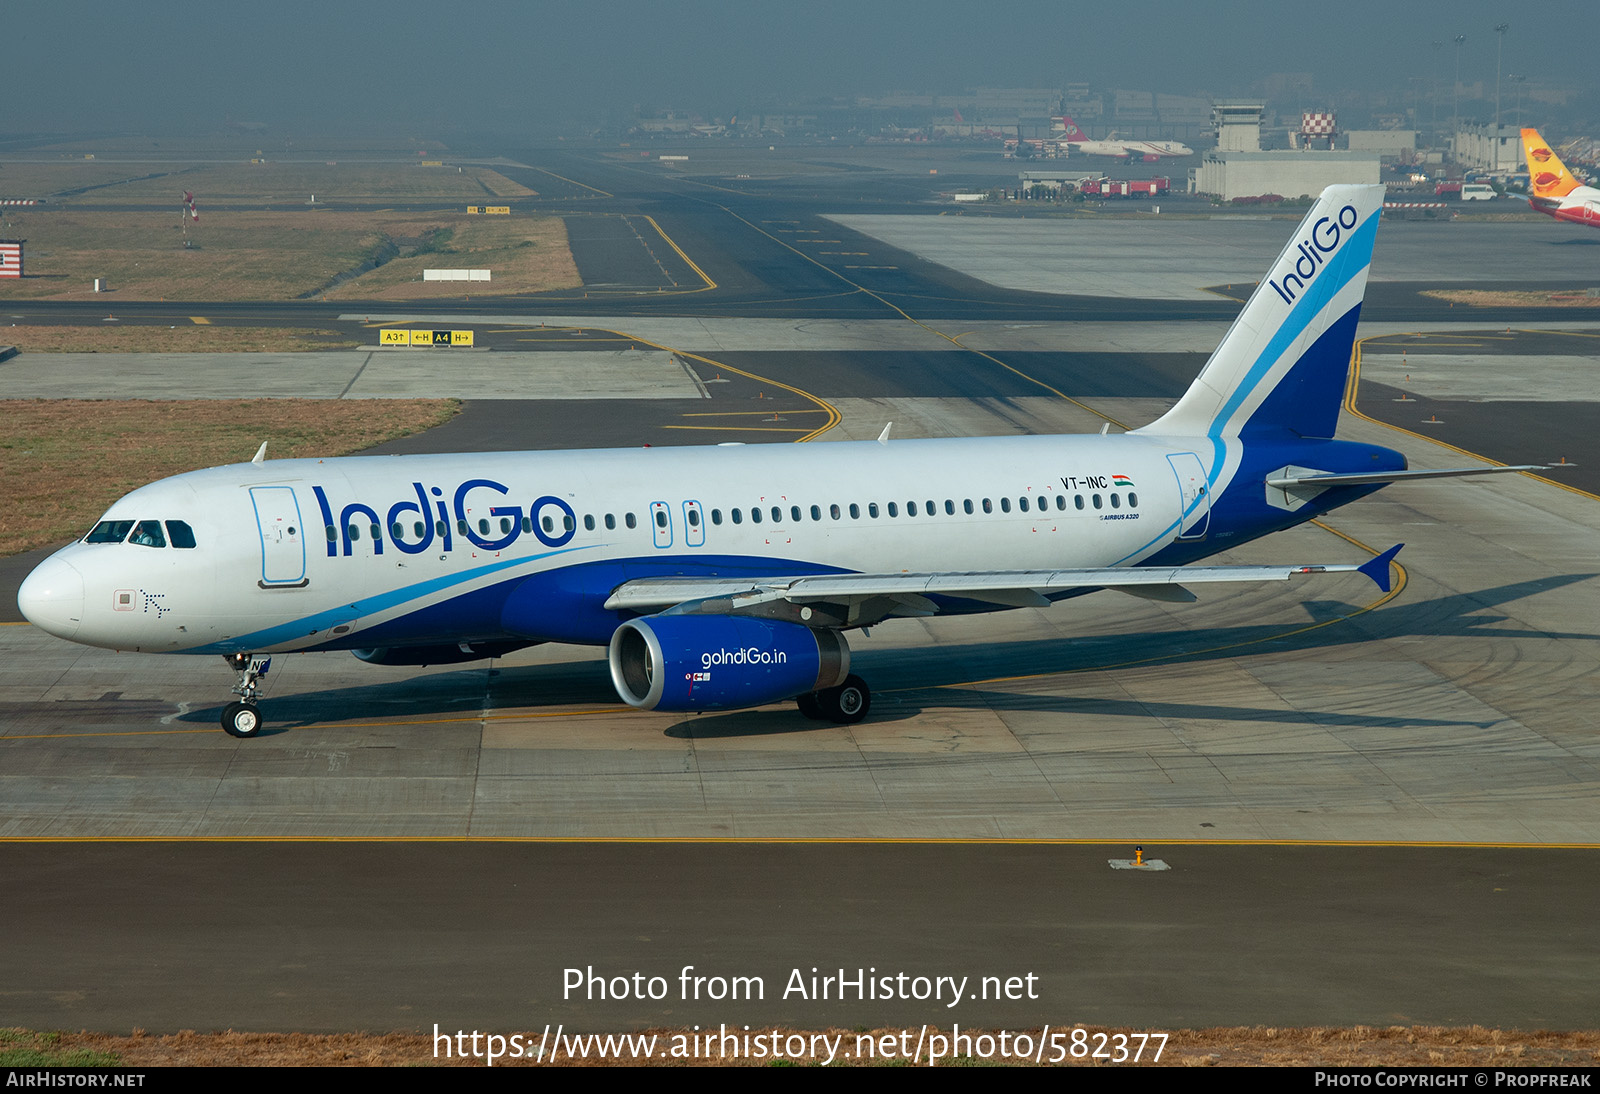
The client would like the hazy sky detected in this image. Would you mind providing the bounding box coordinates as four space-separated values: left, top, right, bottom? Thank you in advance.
4 1 1593 134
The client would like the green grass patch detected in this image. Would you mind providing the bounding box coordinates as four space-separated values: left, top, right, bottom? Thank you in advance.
0 1031 119 1067
1 398 459 555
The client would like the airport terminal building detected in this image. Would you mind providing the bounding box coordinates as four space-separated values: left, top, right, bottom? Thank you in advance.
1192 150 1379 201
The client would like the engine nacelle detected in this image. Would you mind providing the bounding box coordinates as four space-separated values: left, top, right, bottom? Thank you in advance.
352 640 535 666
609 615 849 712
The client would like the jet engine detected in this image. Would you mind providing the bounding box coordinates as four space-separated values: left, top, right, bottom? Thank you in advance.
609 615 848 712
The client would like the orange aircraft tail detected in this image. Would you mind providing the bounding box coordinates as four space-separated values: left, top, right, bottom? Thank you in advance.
1522 129 1581 199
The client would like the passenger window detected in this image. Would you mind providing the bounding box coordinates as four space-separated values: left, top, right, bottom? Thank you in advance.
414 521 426 539
543 515 555 533
130 520 166 548
926 499 936 515
655 510 668 529
791 506 802 523
944 500 955 515
348 525 361 541
1129 492 1139 508
478 519 490 535
1055 495 1066 511
563 514 575 531
1075 495 1085 510
1110 493 1121 509
457 519 468 534
585 514 596 531
982 499 992 514
848 503 859 519
732 509 743 525
830 504 840 520
502 517 513 534
436 520 447 537
325 525 338 543
810 505 821 521
710 509 721 526
1019 497 1029 513
907 501 918 516
888 502 898 517
1000 498 1011 513
370 523 381 542
522 517 533 533
688 509 700 527
166 520 197 549
1092 494 1103 509
86 520 135 544
626 513 637 529
605 514 616 530
751 507 762 524
391 522 404 540
869 503 879 518
963 499 974 515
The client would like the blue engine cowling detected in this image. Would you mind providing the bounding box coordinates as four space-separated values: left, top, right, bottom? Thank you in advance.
608 615 850 712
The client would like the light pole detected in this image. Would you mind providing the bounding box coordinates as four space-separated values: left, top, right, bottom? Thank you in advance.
1494 23 1509 131
1440 40 1452 143
1452 33 1466 159
1510 74 1526 131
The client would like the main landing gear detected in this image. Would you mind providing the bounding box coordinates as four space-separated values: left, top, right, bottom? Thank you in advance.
221 653 271 738
796 674 871 725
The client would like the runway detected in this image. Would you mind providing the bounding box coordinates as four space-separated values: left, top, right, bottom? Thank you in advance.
3 142 1600 1033
4 842 1598 1032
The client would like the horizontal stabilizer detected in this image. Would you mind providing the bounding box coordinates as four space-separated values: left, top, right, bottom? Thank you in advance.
1266 465 1554 490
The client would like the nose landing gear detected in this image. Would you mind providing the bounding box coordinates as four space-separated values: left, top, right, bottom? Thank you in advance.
221 654 271 738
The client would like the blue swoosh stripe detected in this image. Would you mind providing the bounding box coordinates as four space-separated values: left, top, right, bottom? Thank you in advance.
187 543 602 653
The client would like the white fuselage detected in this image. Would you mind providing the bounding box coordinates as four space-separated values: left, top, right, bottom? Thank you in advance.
1532 183 1600 228
20 433 1209 657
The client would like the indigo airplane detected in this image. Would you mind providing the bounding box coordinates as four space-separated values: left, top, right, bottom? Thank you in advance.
17 185 1543 738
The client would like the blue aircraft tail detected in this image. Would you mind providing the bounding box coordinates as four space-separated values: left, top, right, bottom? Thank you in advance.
1137 184 1384 441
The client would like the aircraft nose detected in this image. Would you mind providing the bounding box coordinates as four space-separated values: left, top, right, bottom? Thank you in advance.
18 554 85 640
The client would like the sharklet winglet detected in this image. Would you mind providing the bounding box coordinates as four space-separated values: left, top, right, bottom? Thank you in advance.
1357 543 1403 593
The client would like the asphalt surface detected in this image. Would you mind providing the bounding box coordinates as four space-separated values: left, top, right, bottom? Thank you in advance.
5 140 1600 1038
4 842 1597 1032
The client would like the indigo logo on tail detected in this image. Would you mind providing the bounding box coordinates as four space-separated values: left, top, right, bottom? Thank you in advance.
1268 204 1359 305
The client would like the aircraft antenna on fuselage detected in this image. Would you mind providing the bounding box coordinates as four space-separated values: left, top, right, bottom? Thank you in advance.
251 442 268 465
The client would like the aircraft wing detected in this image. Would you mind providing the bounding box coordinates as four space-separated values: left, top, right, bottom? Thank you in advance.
604 548 1402 624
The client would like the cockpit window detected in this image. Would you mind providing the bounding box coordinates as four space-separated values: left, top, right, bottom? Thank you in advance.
85 520 135 544
166 521 197 549
129 520 167 548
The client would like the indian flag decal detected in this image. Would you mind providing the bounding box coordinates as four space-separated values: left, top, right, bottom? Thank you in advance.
1112 474 1135 488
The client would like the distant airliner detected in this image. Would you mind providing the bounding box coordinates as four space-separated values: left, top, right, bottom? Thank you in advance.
18 185 1547 737
1058 116 1193 161
1521 128 1600 228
